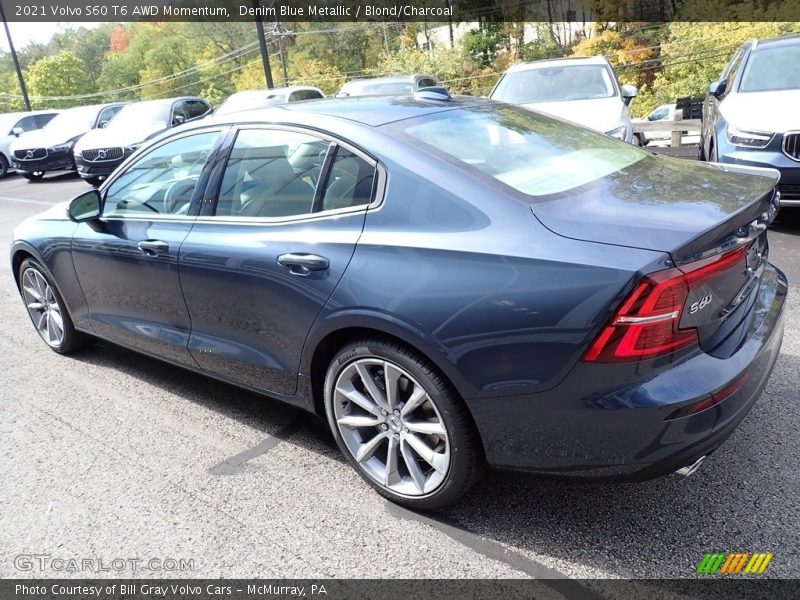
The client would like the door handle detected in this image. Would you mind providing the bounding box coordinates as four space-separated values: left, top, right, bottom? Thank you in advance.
137 239 169 256
277 253 329 275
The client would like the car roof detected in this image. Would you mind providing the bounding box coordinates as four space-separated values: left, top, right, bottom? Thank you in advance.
204 95 484 127
506 56 611 72
752 33 800 50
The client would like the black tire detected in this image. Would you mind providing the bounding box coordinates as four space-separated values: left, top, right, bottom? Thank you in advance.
0 154 8 178
709 140 718 162
324 337 485 509
18 258 90 354
634 133 647 147
85 176 104 187
698 140 707 161
22 171 44 180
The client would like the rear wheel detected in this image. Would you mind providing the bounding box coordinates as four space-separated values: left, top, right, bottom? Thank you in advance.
22 171 44 180
0 154 8 178
18 258 89 354
324 338 484 509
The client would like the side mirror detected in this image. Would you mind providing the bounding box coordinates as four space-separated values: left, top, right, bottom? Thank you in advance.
621 84 638 106
709 79 727 98
68 189 102 222
173 115 186 126
11 126 23 137
98 120 109 129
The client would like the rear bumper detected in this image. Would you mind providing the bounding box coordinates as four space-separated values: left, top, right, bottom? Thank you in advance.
465 263 787 479
12 153 75 173
74 155 124 179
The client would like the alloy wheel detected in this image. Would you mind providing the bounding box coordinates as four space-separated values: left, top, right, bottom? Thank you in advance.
332 358 451 497
21 267 65 347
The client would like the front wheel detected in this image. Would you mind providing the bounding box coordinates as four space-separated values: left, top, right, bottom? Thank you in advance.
22 171 44 180
18 258 89 354
324 338 484 509
0 154 9 178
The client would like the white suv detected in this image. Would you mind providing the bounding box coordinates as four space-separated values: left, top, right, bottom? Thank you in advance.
490 56 637 143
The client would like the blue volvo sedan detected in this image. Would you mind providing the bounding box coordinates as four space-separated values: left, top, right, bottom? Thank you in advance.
11 92 787 508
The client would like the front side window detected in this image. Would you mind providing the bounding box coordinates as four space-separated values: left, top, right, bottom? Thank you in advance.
215 129 376 218
97 105 122 127
491 65 616 104
391 104 646 198
186 100 210 119
103 131 219 217
14 116 38 132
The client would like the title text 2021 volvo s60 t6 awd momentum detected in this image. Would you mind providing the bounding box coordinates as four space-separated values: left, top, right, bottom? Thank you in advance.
11 93 787 508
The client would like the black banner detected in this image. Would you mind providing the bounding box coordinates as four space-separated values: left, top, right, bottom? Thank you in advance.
2 0 800 23
3 579 800 600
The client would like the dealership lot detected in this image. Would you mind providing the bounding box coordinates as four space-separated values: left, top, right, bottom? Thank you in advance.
0 172 798 579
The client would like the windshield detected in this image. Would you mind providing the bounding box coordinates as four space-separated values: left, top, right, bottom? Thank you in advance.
42 106 98 135
391 104 646 198
216 93 284 115
339 81 413 96
491 65 617 104
108 103 170 129
739 46 800 92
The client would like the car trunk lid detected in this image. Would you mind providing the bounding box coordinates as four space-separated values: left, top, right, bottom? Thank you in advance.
532 155 780 355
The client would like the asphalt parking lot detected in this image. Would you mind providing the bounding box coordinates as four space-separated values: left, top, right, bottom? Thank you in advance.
0 170 798 582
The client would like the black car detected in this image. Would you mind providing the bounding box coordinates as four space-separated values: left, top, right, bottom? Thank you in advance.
701 34 800 206
12 94 787 508
73 97 212 186
9 103 126 181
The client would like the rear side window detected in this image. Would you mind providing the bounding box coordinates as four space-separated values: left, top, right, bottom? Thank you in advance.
214 129 376 218
215 129 328 218
321 148 376 211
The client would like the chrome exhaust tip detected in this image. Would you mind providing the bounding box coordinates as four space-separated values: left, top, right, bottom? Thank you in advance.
676 455 706 477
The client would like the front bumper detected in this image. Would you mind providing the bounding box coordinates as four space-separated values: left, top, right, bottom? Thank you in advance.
74 155 125 179
716 142 800 207
465 263 787 479
12 153 75 174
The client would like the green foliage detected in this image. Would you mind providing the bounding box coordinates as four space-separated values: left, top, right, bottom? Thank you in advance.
633 20 800 116
462 23 509 67
27 51 92 108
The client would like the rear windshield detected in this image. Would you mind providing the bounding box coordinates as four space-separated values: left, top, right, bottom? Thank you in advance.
739 46 800 92
491 65 617 104
391 104 646 198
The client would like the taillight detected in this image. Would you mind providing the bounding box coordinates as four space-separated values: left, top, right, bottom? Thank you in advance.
582 245 748 363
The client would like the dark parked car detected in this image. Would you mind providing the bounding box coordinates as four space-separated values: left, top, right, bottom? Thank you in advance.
11 95 786 509
701 34 800 206
215 86 325 117
9 103 126 181
73 97 212 186
335 74 438 97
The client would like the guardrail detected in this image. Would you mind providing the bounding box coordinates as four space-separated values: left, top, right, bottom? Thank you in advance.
632 110 701 147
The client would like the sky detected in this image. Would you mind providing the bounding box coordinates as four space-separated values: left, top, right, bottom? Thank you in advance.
0 22 102 52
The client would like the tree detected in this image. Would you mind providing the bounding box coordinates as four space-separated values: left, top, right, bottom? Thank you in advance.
27 51 92 108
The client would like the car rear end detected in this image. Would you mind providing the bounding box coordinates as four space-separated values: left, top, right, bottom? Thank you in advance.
470 180 787 479
390 100 787 479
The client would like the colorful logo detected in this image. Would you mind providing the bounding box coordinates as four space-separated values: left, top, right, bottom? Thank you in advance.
696 552 773 574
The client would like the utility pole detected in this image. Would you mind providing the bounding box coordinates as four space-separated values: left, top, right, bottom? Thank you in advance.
0 4 32 110
252 0 273 89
